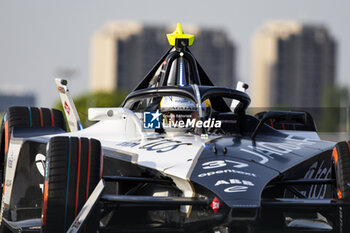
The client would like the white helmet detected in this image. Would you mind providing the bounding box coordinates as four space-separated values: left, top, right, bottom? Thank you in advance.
160 96 211 131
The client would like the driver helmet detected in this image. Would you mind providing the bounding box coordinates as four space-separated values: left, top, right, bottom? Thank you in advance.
160 96 211 131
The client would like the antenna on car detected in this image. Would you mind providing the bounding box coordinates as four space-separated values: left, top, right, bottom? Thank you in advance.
133 23 215 91
158 23 201 86
166 23 195 50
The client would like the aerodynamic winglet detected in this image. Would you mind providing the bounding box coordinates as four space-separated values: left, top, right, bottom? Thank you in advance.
55 78 83 131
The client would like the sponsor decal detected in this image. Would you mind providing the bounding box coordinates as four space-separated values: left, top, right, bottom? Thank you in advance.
73 220 81 229
198 161 256 193
35 153 46 193
64 101 71 115
224 186 249 193
116 141 140 148
213 179 254 193
300 161 331 199
139 139 191 153
210 197 221 213
7 153 14 168
116 139 192 152
143 111 161 129
240 148 270 164
197 169 256 178
58 86 66 94
214 179 254 187
201 160 248 169
35 153 46 177
239 136 316 164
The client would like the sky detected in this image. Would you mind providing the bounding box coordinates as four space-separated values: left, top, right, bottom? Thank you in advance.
0 0 349 107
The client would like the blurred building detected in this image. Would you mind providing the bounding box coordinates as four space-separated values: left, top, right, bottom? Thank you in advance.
252 21 336 107
0 87 36 112
90 21 235 92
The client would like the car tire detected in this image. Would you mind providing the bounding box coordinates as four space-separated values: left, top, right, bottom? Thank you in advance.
0 106 67 164
42 136 102 233
0 106 66 232
0 106 66 199
332 141 350 233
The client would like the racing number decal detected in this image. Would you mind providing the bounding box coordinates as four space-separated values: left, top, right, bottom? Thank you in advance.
200 160 254 193
202 160 248 169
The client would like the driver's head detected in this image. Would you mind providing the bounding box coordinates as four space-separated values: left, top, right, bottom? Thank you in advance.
160 96 211 131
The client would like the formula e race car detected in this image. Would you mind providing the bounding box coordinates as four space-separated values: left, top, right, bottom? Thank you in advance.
0 23 349 233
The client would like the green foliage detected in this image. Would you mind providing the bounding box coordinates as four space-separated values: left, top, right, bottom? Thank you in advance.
319 86 349 132
54 90 128 128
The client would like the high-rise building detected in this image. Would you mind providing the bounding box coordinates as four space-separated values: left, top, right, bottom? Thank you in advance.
252 21 336 107
0 86 36 112
90 21 235 92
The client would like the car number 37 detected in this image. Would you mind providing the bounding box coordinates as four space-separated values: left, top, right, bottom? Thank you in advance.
202 160 248 169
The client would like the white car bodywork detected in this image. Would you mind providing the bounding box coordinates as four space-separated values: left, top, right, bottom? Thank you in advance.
62 107 219 213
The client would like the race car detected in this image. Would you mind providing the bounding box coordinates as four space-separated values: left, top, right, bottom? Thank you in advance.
0 23 349 233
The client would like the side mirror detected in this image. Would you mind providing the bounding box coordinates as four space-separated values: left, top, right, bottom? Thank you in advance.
251 111 307 140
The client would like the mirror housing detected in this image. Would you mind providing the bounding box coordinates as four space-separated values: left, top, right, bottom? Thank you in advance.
251 111 313 140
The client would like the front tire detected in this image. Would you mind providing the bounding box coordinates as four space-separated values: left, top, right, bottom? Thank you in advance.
0 106 66 232
332 141 350 232
42 136 102 233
